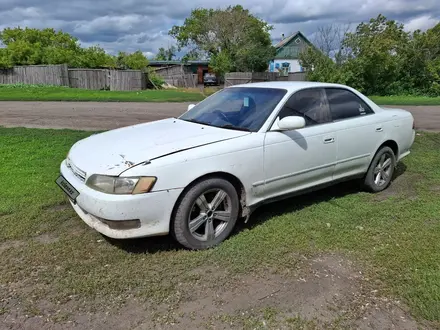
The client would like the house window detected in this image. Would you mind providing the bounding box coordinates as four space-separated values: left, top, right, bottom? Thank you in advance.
295 38 301 44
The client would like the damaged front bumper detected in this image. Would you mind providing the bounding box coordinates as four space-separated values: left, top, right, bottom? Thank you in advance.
59 160 183 239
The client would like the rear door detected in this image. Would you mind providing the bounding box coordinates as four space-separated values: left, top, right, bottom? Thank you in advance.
324 88 383 180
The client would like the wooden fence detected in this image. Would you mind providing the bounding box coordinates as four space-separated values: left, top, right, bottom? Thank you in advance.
109 70 146 91
0 64 307 90
68 68 109 90
224 72 307 86
153 65 198 88
0 64 69 86
0 64 148 91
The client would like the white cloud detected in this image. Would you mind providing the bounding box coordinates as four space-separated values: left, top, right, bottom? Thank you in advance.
74 15 144 34
0 0 438 56
404 15 439 31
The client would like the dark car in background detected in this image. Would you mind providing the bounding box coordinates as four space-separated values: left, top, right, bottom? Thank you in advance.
203 73 218 87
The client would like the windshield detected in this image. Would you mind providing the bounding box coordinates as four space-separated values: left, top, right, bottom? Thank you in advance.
179 87 287 132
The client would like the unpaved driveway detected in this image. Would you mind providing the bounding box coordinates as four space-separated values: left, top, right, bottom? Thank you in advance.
0 101 439 131
0 101 192 131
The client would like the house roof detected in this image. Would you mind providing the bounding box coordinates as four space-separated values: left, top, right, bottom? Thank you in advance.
274 31 312 49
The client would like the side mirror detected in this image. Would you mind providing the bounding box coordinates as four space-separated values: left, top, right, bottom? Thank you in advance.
187 104 196 111
275 116 306 131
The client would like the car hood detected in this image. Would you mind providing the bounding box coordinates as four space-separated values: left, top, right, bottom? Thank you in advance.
68 118 249 176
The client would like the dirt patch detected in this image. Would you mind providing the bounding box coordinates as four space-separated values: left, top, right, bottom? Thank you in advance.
1 254 423 330
42 203 70 212
374 171 422 202
33 233 60 245
2 299 148 330
132 254 422 329
430 185 440 192
0 240 26 253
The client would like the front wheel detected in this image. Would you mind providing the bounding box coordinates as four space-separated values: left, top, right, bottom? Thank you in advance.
363 146 396 192
172 178 239 250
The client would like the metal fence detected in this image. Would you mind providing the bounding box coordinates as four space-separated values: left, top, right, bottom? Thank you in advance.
0 64 148 91
224 71 307 86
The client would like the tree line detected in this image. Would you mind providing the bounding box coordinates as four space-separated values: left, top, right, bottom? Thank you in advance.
299 15 440 96
0 27 150 70
1 11 438 96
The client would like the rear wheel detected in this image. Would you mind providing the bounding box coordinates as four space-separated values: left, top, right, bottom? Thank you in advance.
172 178 239 250
363 146 396 192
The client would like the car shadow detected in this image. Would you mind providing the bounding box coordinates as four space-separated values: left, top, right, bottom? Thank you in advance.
108 162 407 254
234 162 407 234
104 234 181 254
234 180 362 235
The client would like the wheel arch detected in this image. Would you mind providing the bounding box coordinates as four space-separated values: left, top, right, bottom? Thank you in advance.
378 139 399 159
364 139 399 179
169 171 248 234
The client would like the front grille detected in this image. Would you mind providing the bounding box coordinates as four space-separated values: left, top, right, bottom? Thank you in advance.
67 158 86 182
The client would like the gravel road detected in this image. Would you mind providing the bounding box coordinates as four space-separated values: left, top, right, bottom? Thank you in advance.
0 101 439 131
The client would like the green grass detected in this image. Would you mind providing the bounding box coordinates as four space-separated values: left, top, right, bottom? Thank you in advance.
0 84 205 102
370 95 440 106
0 127 440 326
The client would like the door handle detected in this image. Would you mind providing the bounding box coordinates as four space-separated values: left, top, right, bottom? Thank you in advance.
323 137 335 144
375 127 383 132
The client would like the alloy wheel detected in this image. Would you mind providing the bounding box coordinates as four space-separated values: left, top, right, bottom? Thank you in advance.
188 188 232 242
373 152 393 187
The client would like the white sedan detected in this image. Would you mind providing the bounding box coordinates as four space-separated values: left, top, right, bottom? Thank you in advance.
56 82 415 250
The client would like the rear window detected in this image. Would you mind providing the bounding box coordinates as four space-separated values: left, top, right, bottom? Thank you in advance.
325 88 374 121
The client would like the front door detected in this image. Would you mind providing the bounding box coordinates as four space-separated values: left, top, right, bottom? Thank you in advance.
263 88 337 200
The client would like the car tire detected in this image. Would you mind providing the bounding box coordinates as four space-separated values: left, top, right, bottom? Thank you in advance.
363 146 396 192
172 178 239 250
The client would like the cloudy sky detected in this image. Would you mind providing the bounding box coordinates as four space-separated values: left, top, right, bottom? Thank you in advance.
1 0 439 58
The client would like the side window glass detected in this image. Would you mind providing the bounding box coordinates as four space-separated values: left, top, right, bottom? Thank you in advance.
278 88 331 126
325 88 374 121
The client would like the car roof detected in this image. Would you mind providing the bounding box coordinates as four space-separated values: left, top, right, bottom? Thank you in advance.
229 81 352 93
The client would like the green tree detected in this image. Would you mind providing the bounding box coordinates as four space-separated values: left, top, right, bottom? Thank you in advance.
116 51 149 70
0 27 81 67
404 23 440 95
169 5 275 76
299 46 339 82
298 15 438 96
154 46 176 61
181 49 203 63
209 50 233 76
342 14 410 95
0 48 13 68
73 46 116 68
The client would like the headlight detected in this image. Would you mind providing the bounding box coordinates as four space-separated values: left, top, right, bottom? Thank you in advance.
86 175 156 195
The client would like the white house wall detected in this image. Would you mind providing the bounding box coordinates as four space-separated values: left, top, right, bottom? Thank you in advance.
268 59 303 73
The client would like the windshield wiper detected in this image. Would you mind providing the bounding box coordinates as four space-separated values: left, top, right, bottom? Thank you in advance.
181 119 251 132
180 118 209 125
219 124 251 132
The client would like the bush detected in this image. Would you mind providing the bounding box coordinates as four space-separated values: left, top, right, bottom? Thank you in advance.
147 70 165 89
299 15 440 97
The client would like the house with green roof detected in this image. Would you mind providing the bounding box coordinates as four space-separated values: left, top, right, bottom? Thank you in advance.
268 31 312 75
